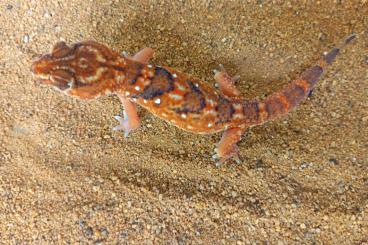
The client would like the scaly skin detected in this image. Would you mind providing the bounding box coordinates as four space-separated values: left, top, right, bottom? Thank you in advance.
31 34 355 165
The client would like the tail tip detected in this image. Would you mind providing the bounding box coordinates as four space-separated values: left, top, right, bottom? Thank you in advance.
323 33 356 65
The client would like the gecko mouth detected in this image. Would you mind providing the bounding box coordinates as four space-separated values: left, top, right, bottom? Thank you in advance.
33 73 52 84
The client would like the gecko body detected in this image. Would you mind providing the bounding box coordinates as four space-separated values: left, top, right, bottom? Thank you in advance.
32 34 355 164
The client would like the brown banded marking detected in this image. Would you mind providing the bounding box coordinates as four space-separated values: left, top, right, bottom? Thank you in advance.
174 80 206 114
282 82 307 107
132 66 175 101
294 79 311 93
277 94 290 112
256 102 268 122
242 100 260 123
215 96 235 124
263 94 289 120
125 62 144 85
300 65 324 87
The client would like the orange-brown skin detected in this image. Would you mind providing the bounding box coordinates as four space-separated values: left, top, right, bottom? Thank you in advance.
31 34 355 165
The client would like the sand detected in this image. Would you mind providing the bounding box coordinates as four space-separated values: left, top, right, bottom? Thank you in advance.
0 0 367 243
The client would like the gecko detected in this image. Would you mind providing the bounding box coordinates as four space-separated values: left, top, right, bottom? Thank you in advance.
31 34 355 165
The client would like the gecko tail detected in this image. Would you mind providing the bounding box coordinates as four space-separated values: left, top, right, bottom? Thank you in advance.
244 33 356 124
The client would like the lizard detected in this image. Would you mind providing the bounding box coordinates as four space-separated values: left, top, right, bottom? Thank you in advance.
31 34 355 165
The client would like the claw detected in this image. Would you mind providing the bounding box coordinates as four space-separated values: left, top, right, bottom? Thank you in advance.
232 75 241 82
213 64 225 75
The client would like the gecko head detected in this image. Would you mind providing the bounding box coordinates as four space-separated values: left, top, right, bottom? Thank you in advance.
32 41 121 99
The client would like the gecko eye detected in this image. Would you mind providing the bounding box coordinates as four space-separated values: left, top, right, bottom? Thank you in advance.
51 41 72 58
49 69 75 91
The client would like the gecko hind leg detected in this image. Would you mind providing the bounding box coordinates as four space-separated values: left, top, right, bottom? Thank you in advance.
113 47 154 137
213 65 245 165
213 127 245 167
213 64 242 98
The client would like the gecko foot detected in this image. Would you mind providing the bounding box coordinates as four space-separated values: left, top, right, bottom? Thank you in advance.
212 146 242 167
113 114 134 138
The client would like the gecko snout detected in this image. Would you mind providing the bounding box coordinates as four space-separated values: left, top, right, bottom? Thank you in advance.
32 55 75 91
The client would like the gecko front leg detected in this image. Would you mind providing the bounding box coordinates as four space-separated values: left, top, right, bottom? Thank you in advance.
113 47 154 137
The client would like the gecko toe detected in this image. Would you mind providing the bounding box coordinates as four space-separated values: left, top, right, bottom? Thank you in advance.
112 125 123 131
233 154 242 164
213 64 225 75
121 51 130 57
113 115 132 137
232 75 241 82
114 115 123 122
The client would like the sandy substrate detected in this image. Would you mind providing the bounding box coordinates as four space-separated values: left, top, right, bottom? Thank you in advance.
1 0 367 243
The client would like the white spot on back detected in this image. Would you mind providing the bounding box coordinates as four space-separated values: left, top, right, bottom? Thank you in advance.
177 84 186 91
169 94 183 100
172 73 177 78
116 75 125 82
135 86 140 91
154 98 161 104
205 110 217 116
233 113 244 119
96 54 106 63
207 123 213 127
147 64 153 68
233 104 242 110
125 91 130 96
181 113 187 118
143 99 147 104
207 99 215 106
